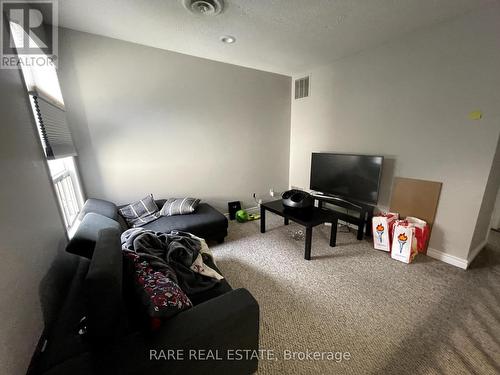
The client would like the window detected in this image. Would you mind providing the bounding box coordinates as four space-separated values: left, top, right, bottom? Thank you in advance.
10 21 85 232
47 157 84 228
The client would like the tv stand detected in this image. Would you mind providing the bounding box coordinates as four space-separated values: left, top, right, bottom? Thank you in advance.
313 194 374 240
313 193 364 209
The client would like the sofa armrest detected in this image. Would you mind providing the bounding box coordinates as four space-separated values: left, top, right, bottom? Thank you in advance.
84 228 123 346
118 288 260 374
66 213 121 258
81 198 118 221
156 287 259 347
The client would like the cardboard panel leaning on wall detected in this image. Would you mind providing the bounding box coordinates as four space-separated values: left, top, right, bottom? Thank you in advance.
389 177 442 227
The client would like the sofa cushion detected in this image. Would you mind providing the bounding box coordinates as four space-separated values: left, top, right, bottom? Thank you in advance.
118 194 160 227
80 198 118 221
160 198 200 216
84 228 123 346
66 213 121 258
187 256 233 306
142 203 227 239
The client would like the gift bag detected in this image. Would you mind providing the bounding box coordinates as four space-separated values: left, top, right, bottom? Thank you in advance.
405 216 430 254
391 221 418 264
372 212 399 252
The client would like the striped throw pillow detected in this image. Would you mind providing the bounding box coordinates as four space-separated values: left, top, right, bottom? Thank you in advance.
119 194 160 227
160 198 200 217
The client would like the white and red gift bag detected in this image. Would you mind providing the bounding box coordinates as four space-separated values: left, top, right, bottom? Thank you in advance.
405 217 430 254
372 212 399 252
390 221 418 264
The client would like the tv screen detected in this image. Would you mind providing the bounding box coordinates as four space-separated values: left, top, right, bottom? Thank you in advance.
310 153 383 204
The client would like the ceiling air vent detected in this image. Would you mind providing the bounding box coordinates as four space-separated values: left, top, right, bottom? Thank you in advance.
295 76 310 99
183 0 224 16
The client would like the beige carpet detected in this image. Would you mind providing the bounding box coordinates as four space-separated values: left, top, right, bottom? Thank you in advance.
211 215 500 375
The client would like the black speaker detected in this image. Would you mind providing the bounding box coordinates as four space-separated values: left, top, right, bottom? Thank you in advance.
282 189 314 209
228 201 241 220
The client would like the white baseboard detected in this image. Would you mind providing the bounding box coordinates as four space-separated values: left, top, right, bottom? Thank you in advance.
246 206 260 213
427 240 487 270
467 240 488 266
426 248 468 270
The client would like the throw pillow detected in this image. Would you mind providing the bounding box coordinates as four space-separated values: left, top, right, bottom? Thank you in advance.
160 198 200 217
123 251 192 320
119 194 160 227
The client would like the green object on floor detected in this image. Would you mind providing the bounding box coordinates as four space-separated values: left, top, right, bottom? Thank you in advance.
236 210 260 223
236 209 249 223
248 214 260 221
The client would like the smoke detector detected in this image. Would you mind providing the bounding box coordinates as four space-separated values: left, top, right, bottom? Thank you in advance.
183 0 224 16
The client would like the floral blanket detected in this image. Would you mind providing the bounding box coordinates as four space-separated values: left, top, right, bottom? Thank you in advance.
123 250 192 319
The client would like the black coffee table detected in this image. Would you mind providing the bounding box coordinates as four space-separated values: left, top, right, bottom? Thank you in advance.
260 200 338 260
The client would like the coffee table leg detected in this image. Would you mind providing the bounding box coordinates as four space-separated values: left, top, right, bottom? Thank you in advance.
284 217 289 225
305 227 312 260
330 218 338 247
366 208 374 237
260 206 266 233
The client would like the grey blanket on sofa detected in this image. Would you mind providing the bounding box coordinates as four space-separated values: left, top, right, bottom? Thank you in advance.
121 228 220 295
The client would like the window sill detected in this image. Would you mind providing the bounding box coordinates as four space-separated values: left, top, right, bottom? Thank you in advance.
67 216 81 239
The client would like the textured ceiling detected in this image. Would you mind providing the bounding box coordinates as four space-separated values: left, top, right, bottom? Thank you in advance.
56 0 496 76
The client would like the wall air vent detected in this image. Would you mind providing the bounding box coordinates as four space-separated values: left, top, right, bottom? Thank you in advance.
295 76 310 99
183 0 224 16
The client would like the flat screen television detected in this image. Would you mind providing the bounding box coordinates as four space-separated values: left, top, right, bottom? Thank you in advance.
310 153 384 205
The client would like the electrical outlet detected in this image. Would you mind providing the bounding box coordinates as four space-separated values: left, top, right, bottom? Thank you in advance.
253 193 260 206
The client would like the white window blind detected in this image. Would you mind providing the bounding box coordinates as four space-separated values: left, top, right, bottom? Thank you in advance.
29 93 77 159
10 21 64 107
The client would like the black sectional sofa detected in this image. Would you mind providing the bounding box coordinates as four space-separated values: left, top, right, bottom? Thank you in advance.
31 199 259 375
66 198 228 258
140 199 228 243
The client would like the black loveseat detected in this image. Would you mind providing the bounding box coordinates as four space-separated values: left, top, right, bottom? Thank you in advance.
31 228 260 375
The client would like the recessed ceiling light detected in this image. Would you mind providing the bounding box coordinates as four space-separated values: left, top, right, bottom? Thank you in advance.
220 35 236 44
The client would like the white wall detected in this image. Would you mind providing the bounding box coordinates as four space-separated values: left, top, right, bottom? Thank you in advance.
470 134 500 253
57 29 291 211
491 188 500 230
289 5 500 260
0 32 67 375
